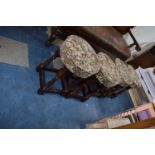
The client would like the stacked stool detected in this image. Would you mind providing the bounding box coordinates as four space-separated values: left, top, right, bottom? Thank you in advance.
36 35 141 102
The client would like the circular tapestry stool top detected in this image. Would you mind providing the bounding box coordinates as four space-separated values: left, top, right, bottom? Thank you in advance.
96 52 121 88
115 58 131 87
60 35 100 78
127 64 141 87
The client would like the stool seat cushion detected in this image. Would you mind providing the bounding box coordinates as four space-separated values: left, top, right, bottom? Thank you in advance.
115 58 131 86
60 35 100 78
96 53 121 88
127 65 141 87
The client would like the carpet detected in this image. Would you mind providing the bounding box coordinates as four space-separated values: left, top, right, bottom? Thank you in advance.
0 26 134 129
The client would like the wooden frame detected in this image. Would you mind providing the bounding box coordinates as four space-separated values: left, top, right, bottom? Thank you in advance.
36 50 99 101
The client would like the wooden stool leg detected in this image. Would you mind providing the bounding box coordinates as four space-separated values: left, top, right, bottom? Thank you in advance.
65 77 94 98
44 27 62 46
36 50 60 72
61 76 69 93
82 85 87 97
38 67 68 93
38 69 46 94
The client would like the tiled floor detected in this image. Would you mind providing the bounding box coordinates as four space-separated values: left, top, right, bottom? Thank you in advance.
0 26 134 128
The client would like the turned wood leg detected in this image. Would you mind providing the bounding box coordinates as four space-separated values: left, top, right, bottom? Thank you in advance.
44 27 62 46
39 67 68 93
82 85 87 97
65 77 94 98
38 69 46 94
61 76 69 93
36 50 60 72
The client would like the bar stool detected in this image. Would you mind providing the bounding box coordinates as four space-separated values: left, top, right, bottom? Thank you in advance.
60 35 101 101
36 35 138 101
36 35 101 101
36 50 69 95
36 51 90 101
115 58 141 88
67 52 130 99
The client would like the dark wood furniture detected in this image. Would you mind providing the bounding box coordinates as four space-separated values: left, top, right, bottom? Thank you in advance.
115 117 155 129
36 50 97 101
129 48 155 68
36 26 138 101
113 26 133 34
45 26 131 60
36 50 130 102
114 26 141 51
